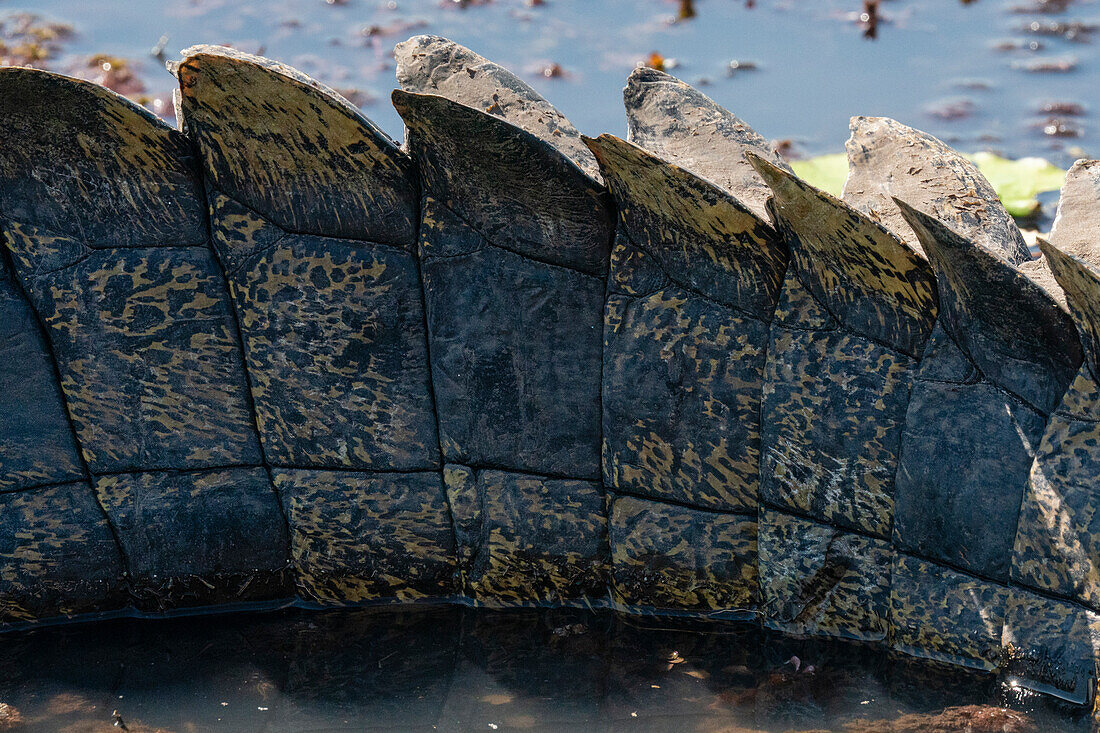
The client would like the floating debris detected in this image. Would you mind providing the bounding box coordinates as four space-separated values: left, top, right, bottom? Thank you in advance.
81 54 146 95
360 19 427 39
772 138 802 160
334 87 375 106
1010 0 1075 12
993 37 1046 52
1036 116 1082 137
1012 55 1078 72
540 62 565 78
952 78 994 90
1019 19 1095 41
925 97 976 120
644 52 670 71
727 59 758 75
1039 101 1085 115
861 0 881 39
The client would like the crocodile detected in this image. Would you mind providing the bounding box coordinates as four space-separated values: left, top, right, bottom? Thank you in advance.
1 34 1099 708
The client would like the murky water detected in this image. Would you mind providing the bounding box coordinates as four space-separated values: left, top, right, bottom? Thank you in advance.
3 0 1098 166
0 605 1090 732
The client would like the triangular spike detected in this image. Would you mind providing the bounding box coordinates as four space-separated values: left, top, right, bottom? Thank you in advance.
395 35 601 183
176 48 448 608
0 67 205 248
1039 237 1100 368
896 199 1081 413
748 152 937 357
587 133 785 535
844 116 1031 265
395 91 609 485
1050 159 1100 264
1019 160 1100 311
584 133 786 319
0 66 289 613
622 66 789 221
176 45 417 245
392 89 613 275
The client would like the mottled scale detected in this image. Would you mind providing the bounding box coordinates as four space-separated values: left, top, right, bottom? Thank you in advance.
5 239 263 472
0 69 261 474
894 203 1081 582
176 49 437 472
607 494 757 617
275 469 456 604
0 67 287 612
1012 243 1100 610
749 155 937 539
444 465 607 607
0 483 127 626
0 253 126 625
173 49 453 604
890 554 1009 671
587 134 786 513
1001 588 1100 705
393 90 613 479
0 254 83 491
758 508 892 642
176 45 417 244
400 51 616 607
95 467 289 612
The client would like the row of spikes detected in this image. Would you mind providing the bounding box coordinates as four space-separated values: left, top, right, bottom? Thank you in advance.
0 36 1095 391
0 37 1097 483
0 35 1097 647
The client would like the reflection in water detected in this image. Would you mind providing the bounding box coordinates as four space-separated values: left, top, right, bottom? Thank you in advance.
0 606 1089 731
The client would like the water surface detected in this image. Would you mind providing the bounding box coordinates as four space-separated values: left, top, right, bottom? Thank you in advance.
4 0 1098 164
0 605 1090 732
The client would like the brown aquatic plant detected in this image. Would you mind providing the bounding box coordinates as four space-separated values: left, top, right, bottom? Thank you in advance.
82 54 146 96
841 704 1035 732
0 704 21 731
645 52 667 71
0 13 74 67
861 0 880 39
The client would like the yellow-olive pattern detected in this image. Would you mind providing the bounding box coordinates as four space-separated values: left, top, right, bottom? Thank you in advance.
1 36 1100 713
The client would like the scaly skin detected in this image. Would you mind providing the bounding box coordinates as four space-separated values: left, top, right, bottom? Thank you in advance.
0 35 1098 709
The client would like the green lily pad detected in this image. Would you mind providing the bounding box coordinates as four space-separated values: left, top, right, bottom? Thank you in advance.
965 151 1066 219
790 153 849 198
790 151 1066 219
